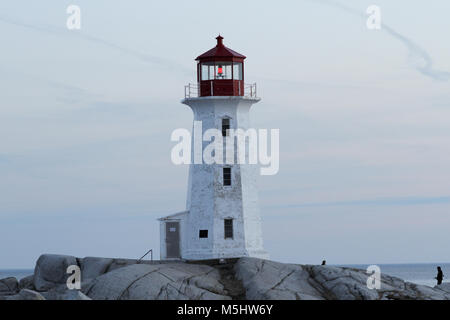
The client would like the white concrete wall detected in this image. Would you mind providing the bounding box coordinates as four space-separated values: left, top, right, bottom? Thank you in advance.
181 96 269 260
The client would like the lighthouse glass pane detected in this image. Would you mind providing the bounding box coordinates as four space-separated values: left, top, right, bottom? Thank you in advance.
209 65 215 80
233 63 242 80
201 64 209 80
201 63 215 80
215 62 232 80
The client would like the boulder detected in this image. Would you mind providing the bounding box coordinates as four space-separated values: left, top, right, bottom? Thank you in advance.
34 254 78 291
0 277 19 295
234 257 450 300
3 289 46 300
80 257 113 280
19 275 35 290
82 263 231 300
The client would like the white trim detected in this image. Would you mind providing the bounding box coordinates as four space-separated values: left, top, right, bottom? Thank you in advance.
158 210 189 221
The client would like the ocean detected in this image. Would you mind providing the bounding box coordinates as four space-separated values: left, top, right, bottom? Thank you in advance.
340 263 450 287
0 269 34 281
1 263 449 288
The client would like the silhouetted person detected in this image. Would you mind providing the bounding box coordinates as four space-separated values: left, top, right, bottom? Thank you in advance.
435 266 444 285
321 260 326 266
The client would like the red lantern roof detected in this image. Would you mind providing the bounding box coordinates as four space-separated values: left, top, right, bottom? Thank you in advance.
195 35 246 61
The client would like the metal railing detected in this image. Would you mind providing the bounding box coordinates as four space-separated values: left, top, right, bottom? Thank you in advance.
245 83 257 98
184 83 199 99
138 248 153 262
184 82 258 99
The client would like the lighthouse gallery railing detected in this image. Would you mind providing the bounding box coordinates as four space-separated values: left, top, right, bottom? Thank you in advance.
184 82 258 99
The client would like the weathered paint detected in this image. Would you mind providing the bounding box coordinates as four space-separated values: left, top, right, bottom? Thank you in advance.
159 96 269 260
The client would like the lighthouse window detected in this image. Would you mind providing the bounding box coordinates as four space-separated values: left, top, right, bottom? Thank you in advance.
201 64 209 80
223 167 231 186
222 118 230 136
233 63 242 80
199 230 208 238
201 63 215 80
224 219 233 239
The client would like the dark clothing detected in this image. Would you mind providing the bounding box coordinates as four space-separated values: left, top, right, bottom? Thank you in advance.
437 270 443 285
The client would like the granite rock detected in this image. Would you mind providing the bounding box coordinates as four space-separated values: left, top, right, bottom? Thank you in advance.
2 289 46 300
435 283 450 293
0 277 19 295
80 257 114 280
19 275 35 290
82 263 231 300
234 257 450 300
34 254 78 291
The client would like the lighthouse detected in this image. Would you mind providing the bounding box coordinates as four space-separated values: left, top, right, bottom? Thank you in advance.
159 36 269 261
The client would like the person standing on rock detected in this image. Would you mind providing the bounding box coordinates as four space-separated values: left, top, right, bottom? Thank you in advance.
435 266 444 285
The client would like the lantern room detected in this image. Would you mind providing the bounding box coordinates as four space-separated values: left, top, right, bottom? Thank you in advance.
196 35 245 97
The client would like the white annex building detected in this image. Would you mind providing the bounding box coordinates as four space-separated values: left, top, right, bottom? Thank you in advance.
159 36 269 261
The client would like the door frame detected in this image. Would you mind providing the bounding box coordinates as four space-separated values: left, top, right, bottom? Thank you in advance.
165 221 181 259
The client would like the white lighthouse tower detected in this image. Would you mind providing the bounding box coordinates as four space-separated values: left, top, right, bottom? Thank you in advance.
159 36 269 260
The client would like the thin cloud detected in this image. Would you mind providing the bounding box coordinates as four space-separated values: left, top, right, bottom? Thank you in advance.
267 195 450 209
0 14 192 76
0 63 101 105
308 0 450 81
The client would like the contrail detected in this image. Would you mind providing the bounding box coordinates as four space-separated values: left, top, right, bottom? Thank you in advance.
0 14 192 76
266 195 450 209
308 0 450 81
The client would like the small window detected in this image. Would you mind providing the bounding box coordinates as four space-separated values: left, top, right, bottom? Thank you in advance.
201 64 209 81
224 219 233 239
223 167 231 186
201 62 215 80
233 63 242 80
199 230 208 238
222 118 230 136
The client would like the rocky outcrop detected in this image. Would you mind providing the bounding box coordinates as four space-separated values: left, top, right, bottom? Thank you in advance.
19 275 35 290
0 277 19 295
34 254 78 291
435 283 450 294
40 288 91 300
3 254 450 300
82 263 231 300
32 254 159 291
234 257 450 300
80 257 114 280
234 258 325 300
60 290 91 300
1 289 45 300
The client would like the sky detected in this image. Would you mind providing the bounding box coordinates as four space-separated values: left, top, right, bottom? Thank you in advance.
0 0 450 268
